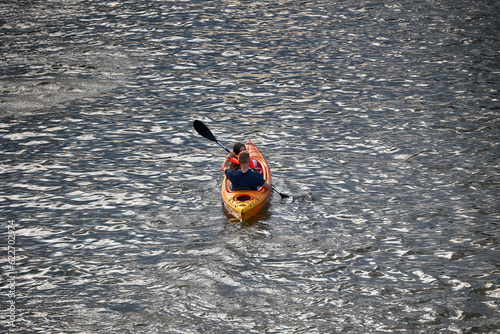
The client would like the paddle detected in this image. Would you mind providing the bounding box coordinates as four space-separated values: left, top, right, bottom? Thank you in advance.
193 120 290 199
193 120 231 153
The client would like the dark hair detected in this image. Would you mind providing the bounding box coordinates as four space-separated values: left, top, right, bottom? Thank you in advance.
233 143 245 154
238 151 250 164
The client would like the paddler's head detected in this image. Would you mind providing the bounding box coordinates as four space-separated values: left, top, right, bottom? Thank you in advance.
233 143 246 154
238 151 250 166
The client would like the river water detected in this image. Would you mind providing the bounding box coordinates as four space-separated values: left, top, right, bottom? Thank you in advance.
1 0 499 333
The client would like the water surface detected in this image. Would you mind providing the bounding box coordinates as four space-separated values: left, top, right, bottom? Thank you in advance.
1 0 499 333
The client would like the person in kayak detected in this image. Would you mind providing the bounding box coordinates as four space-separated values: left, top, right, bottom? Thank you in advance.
229 142 258 170
222 151 271 191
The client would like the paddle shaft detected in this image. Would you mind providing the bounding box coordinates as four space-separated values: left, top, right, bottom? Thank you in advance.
217 142 231 153
271 185 288 198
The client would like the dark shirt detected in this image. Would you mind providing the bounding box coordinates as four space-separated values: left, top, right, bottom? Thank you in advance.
224 169 266 190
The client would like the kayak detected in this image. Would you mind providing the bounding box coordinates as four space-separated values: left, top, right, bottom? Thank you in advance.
221 140 271 221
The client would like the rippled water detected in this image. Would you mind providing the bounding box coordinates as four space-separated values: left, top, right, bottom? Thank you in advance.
1 0 499 333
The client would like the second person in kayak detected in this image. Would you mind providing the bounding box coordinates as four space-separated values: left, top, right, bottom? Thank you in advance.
229 142 258 170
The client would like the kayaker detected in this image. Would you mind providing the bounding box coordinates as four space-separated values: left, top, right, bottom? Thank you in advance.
229 142 258 170
222 151 271 191
233 142 246 154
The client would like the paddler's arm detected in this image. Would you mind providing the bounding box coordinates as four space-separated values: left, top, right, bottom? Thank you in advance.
221 151 236 173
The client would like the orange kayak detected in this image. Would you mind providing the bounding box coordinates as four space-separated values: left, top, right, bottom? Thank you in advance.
221 140 271 221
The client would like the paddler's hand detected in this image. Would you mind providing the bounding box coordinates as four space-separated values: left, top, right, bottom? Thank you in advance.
222 151 235 173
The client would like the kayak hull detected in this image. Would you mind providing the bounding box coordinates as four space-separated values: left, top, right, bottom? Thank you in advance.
221 140 271 221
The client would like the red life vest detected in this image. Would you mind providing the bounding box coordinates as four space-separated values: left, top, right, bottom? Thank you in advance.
230 156 256 169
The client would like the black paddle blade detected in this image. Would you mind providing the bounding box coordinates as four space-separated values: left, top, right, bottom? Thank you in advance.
193 120 231 152
271 185 290 199
193 120 217 142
